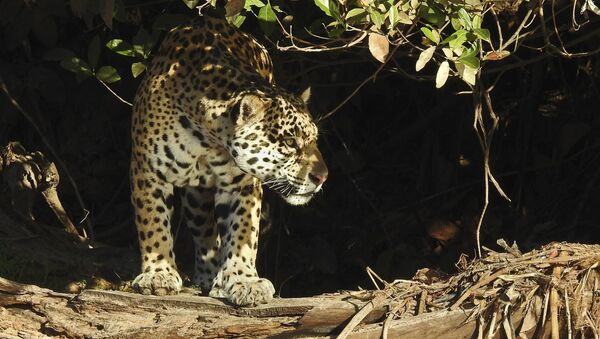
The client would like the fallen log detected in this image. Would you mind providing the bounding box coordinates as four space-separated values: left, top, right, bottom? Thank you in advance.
0 276 483 338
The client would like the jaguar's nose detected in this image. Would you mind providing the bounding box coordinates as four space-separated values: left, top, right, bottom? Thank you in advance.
309 172 328 186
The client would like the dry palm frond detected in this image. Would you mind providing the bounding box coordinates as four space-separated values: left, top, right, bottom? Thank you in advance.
356 241 600 338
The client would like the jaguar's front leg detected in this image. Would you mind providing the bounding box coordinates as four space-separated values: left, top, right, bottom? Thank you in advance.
130 167 182 296
209 175 275 306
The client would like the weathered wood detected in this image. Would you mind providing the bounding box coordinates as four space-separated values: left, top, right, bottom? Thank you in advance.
347 309 475 339
0 276 387 338
0 276 482 338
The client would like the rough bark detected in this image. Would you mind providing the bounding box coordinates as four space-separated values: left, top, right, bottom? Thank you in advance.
0 276 479 338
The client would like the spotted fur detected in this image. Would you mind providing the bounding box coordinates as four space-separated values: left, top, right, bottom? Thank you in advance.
130 16 328 306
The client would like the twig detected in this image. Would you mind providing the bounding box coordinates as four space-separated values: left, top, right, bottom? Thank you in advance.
98 80 133 106
450 267 510 310
541 287 550 329
366 266 387 290
338 292 387 339
486 304 499 339
501 8 537 50
0 74 95 243
382 299 408 339
550 251 567 339
274 16 368 53
417 290 427 315
472 78 508 257
490 7 504 51
550 284 559 339
477 307 485 339
501 304 515 339
571 0 584 31
514 254 593 267
564 287 572 339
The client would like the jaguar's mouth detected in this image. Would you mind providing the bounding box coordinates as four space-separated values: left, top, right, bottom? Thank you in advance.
262 178 316 206
283 192 315 206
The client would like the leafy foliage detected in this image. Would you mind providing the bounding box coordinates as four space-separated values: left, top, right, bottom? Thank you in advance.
0 0 520 90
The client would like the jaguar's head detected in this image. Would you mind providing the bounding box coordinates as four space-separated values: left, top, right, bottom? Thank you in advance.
228 88 328 205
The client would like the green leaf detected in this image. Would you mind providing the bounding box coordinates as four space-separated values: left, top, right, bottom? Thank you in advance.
106 39 136 57
396 10 413 24
258 2 276 35
415 46 436 71
457 8 472 29
60 57 92 77
95 65 121 83
328 1 342 23
418 4 446 25
282 15 293 24
435 60 450 88
473 28 491 42
458 45 480 68
441 47 454 59
420 27 439 44
228 13 247 27
346 8 366 20
133 27 155 58
449 36 467 49
88 35 101 69
244 0 265 9
388 5 399 29
455 61 477 85
472 14 481 29
459 55 479 69
131 62 146 78
368 8 384 29
450 15 462 30
442 29 468 49
328 26 345 38
181 0 199 9
314 0 331 16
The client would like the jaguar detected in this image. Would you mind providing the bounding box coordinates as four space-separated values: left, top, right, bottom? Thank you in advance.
130 16 328 306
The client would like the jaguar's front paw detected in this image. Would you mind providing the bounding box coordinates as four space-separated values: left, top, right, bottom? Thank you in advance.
213 276 275 306
132 268 182 296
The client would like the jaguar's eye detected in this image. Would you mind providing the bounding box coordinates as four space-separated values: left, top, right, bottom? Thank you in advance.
284 138 298 148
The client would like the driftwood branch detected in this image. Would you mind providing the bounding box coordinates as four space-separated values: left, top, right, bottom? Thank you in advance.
0 141 87 243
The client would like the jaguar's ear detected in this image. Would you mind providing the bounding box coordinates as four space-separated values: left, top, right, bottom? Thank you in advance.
300 87 311 104
236 94 270 125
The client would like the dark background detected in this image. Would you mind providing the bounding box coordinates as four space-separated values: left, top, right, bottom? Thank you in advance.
1 0 599 297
